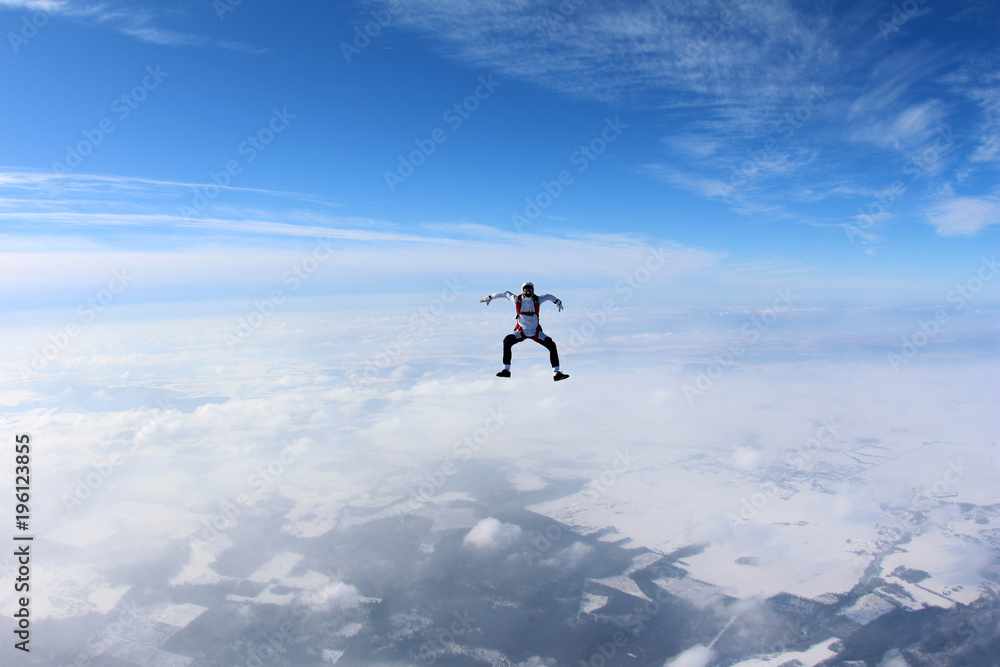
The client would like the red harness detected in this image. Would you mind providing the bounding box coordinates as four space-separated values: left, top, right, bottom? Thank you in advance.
515 294 541 339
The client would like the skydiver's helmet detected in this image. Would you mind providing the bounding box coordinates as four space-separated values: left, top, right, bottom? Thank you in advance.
521 281 534 296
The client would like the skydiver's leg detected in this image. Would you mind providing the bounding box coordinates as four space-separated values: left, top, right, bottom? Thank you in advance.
536 333 568 380
502 333 523 366
537 336 560 369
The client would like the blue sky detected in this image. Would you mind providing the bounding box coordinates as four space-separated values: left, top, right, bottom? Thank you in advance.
1 0 999 308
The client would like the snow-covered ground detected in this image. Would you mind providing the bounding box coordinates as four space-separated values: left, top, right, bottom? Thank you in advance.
1 297 997 657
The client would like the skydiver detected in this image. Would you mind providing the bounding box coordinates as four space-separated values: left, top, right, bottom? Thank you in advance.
480 281 569 381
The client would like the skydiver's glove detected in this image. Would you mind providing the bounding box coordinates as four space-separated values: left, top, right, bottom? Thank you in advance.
555 299 563 312
480 296 492 305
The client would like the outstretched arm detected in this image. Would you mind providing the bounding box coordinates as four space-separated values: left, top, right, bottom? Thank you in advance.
538 293 564 311
480 291 516 305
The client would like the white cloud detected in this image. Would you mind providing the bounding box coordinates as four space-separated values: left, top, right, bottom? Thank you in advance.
664 644 714 667
541 541 593 569
877 649 911 667
514 658 555 667
644 165 731 201
462 517 522 552
0 169 333 209
971 133 1000 163
2 291 998 647
0 0 66 11
732 446 761 470
0 169 723 302
942 59 1000 166
372 0 837 120
0 236 717 307
882 101 947 149
118 26 209 48
0 0 257 50
927 196 1000 236
298 581 362 612
845 48 942 123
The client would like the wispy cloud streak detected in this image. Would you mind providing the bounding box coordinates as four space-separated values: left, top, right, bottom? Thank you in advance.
0 0 260 51
367 0 1000 236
